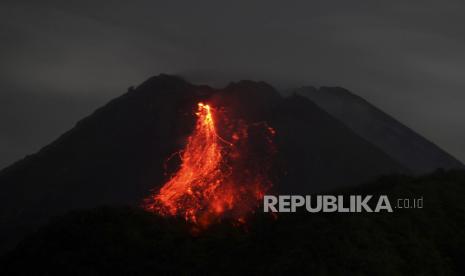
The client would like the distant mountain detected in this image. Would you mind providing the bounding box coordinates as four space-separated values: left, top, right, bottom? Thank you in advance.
296 86 464 174
0 75 408 253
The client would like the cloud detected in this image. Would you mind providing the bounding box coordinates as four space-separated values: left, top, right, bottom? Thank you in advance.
1 0 464 167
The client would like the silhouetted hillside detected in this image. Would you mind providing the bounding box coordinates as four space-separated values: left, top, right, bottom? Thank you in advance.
0 75 408 253
270 94 407 193
296 86 464 174
2 170 464 275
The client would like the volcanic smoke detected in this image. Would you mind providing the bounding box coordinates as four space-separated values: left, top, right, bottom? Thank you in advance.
145 102 275 227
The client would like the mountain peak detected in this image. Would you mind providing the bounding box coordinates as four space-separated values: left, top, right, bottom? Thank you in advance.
137 74 191 92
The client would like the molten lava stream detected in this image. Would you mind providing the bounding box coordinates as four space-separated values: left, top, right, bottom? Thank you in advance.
145 102 273 228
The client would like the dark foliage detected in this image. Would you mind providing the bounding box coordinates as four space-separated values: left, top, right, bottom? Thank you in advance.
2 170 464 275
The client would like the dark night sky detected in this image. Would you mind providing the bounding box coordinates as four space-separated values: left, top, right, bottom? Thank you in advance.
1 0 465 169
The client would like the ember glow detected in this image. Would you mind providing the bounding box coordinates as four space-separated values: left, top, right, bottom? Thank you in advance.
145 102 275 227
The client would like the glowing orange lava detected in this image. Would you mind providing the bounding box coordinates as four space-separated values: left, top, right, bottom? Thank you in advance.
145 102 274 227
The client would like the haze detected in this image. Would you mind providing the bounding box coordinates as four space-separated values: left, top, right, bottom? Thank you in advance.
1 0 464 168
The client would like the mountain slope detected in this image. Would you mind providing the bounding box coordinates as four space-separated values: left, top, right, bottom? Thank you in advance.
296 86 464 174
270 94 407 193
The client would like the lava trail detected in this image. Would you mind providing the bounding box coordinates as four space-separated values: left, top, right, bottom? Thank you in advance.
145 102 275 227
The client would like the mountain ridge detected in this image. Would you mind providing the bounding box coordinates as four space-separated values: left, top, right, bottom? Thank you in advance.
296 86 464 173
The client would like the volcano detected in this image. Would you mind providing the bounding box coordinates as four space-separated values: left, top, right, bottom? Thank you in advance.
0 74 422 252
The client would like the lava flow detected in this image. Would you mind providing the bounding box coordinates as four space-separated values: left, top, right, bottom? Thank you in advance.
145 102 275 227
